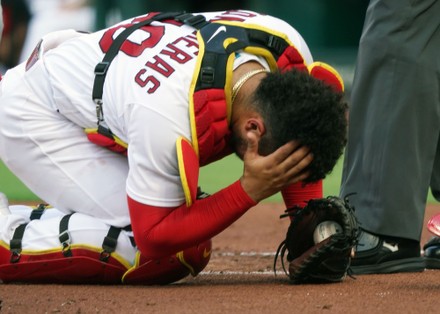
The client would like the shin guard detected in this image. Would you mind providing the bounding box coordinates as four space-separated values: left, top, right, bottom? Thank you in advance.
0 245 128 284
0 207 135 284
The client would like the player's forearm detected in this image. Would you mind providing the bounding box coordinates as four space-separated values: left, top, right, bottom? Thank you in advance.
128 180 256 258
281 180 322 209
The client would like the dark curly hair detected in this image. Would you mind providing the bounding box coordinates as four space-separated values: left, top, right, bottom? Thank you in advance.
251 68 348 183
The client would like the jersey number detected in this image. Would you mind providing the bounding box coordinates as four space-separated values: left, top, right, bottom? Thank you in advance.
99 14 166 57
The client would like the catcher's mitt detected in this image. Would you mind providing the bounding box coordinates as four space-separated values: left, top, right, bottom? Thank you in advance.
274 196 359 284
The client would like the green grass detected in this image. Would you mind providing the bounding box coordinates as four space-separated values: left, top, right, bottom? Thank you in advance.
1 155 341 202
1 156 436 203
0 162 39 201
199 154 344 202
201 154 437 203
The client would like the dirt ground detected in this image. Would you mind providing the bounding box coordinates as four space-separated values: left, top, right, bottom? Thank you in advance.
1 202 439 314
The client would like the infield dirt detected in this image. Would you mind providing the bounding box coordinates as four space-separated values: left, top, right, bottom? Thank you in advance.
0 202 439 313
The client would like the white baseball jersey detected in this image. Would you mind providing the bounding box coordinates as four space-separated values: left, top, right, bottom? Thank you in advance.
0 10 312 226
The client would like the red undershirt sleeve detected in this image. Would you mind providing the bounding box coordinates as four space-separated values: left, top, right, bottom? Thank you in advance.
281 180 323 209
128 180 256 259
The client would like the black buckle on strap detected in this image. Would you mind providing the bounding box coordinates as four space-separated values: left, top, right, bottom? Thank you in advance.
94 62 110 76
200 67 215 85
30 203 48 220
59 214 74 257
100 235 118 262
9 243 22 264
175 13 207 29
10 249 21 263
267 35 287 55
59 229 72 257
100 226 122 262
10 223 28 263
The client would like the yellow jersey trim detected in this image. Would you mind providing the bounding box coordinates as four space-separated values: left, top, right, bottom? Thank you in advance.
176 136 194 207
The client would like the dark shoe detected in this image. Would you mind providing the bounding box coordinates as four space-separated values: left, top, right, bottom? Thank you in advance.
423 237 440 269
351 232 425 274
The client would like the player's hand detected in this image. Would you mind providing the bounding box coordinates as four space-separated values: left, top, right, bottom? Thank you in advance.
240 132 313 203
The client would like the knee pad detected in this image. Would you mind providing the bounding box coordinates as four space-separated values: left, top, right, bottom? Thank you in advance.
122 239 212 285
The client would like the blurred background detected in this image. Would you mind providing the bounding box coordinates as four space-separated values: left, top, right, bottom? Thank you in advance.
0 0 369 80
0 0 370 201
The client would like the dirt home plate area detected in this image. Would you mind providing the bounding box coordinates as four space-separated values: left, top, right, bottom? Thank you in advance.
0 202 439 313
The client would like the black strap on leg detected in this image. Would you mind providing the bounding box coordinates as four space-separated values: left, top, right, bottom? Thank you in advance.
59 214 74 257
100 226 122 262
30 204 48 220
9 214 135 264
10 223 28 263
9 203 52 263
100 224 137 262
128 236 136 248
122 225 136 247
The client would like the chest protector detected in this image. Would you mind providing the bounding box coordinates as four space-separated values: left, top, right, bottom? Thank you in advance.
86 12 344 206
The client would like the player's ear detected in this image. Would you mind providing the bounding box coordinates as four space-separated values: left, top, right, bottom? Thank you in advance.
245 118 265 138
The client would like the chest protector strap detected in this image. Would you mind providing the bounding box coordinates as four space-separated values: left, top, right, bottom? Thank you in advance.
86 12 209 155
192 25 344 164
190 23 310 166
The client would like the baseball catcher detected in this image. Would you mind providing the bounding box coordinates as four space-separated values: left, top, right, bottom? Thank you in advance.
274 196 359 284
0 9 348 284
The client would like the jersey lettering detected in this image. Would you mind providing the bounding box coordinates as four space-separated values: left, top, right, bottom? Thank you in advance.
161 43 193 64
98 12 259 95
173 36 199 55
133 32 199 93
146 56 175 77
134 69 161 93
210 10 258 22
99 16 200 94
99 14 164 57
